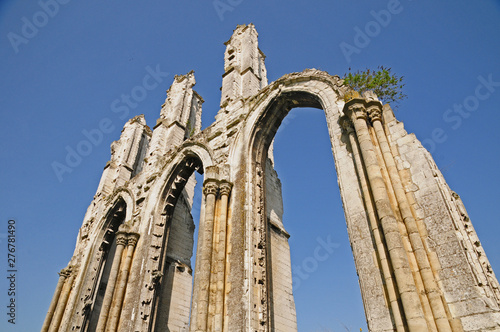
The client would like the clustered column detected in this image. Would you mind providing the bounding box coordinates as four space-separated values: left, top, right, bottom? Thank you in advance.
96 228 140 332
42 266 75 332
367 106 454 332
192 179 233 332
343 98 431 331
340 118 406 332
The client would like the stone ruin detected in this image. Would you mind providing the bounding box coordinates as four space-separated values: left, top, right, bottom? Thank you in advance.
42 24 500 332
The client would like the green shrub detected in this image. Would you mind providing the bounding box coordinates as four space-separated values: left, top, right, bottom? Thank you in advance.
342 66 406 106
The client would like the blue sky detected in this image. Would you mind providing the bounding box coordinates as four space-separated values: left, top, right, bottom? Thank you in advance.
1 1 500 331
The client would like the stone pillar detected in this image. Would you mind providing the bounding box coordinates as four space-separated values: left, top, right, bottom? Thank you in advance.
48 267 75 332
106 233 139 332
367 105 453 332
345 101 427 331
41 267 70 332
209 181 232 332
95 232 127 332
341 117 405 332
192 180 218 332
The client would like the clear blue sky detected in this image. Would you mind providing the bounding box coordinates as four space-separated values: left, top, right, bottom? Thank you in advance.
1 1 500 331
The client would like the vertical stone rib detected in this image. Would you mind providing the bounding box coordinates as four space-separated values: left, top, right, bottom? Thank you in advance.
42 268 69 332
194 180 218 332
105 233 139 332
341 118 405 332
48 270 75 332
368 106 452 332
346 102 427 331
95 233 127 332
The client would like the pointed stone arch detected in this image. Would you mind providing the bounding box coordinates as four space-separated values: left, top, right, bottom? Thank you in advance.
237 71 397 331
119 143 214 332
54 196 131 332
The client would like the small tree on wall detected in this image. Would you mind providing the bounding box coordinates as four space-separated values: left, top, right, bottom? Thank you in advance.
342 66 406 106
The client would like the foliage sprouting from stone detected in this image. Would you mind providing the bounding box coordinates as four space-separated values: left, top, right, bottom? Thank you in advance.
342 66 406 106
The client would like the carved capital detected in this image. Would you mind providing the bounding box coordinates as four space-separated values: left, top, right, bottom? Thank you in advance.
115 232 128 246
367 106 382 123
127 233 140 247
203 181 218 196
219 181 233 196
347 104 367 121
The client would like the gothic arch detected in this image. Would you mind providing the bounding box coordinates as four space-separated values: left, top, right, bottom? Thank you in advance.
132 144 211 331
149 155 203 331
245 72 343 165
237 71 386 330
82 197 129 332
107 188 136 222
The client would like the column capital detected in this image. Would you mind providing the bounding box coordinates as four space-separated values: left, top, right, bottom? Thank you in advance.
346 103 367 121
219 181 233 196
116 232 129 246
203 180 218 196
367 105 382 123
127 233 140 247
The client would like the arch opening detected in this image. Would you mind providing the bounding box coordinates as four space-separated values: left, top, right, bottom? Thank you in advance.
150 155 204 331
85 199 127 331
272 107 368 331
248 89 373 331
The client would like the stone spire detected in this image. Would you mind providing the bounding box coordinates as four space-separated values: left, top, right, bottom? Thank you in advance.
96 115 151 196
145 71 203 171
220 24 268 108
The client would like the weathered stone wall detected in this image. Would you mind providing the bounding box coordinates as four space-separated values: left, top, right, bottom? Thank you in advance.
384 105 500 331
265 157 297 331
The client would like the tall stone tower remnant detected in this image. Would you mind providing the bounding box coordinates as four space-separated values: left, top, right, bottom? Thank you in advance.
42 24 500 332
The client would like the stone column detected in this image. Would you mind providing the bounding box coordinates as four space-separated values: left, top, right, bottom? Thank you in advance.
346 101 427 331
193 180 218 332
42 267 70 332
105 233 139 332
367 105 453 332
48 267 75 332
95 232 127 332
341 118 405 332
214 181 232 331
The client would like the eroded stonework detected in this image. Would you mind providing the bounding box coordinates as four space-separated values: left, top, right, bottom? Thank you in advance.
42 24 500 332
